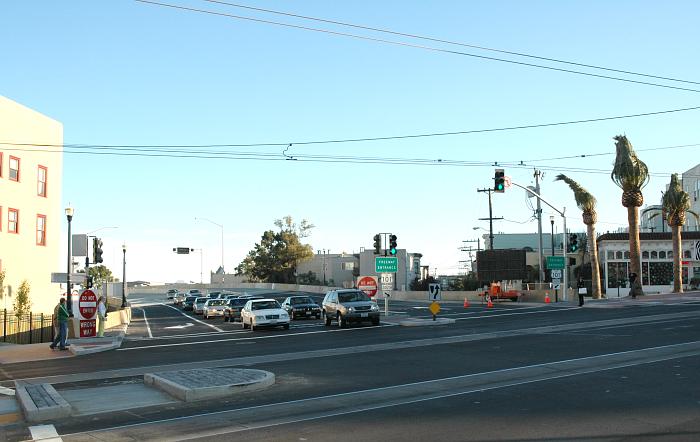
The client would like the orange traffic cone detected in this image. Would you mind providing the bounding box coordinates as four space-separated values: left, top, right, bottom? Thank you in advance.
487 299 494 308
544 292 551 304
463 298 470 308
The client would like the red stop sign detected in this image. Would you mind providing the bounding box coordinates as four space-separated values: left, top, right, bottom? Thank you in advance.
79 289 97 319
357 276 378 297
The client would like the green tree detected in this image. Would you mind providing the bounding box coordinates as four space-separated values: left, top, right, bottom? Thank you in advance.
13 280 31 318
555 174 602 299
611 135 649 298
88 265 115 289
660 174 699 293
297 271 321 285
235 216 314 283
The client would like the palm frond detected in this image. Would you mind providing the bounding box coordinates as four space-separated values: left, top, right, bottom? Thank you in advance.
554 174 596 212
610 135 650 191
662 174 692 221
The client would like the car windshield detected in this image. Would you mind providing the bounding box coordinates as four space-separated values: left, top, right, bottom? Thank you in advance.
195 298 208 304
338 291 370 303
291 297 313 305
252 301 280 310
185 296 197 302
230 299 247 306
208 300 227 306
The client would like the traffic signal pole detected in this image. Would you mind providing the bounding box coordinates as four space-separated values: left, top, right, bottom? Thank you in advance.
476 188 503 249
509 181 569 301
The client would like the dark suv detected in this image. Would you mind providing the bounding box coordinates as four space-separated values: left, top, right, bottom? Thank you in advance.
322 289 380 328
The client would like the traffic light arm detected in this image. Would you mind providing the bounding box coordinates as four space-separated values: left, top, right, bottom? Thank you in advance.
509 180 569 300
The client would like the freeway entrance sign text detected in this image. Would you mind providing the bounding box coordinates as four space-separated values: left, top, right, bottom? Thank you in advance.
546 256 565 270
375 257 398 273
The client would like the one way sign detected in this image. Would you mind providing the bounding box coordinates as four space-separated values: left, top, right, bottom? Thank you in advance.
428 283 442 301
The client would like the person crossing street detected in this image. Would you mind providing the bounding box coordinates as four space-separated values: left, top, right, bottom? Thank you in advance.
50 298 69 350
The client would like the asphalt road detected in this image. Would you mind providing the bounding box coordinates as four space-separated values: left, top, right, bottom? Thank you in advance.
5 291 700 441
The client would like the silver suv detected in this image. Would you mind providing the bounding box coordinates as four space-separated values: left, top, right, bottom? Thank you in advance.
322 289 380 328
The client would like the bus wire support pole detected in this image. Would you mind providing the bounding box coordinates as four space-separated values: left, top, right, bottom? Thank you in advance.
509 181 568 301
476 188 503 250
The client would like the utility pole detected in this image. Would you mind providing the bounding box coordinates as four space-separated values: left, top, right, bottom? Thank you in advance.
477 188 503 250
534 169 545 284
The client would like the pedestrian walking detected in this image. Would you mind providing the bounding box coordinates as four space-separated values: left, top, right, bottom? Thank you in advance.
97 296 108 337
577 278 586 307
50 298 69 350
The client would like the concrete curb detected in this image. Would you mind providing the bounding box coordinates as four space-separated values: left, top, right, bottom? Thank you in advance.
16 383 71 423
69 324 128 356
399 318 456 327
144 368 275 402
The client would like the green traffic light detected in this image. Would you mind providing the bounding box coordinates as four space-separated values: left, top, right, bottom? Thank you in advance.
390 248 397 255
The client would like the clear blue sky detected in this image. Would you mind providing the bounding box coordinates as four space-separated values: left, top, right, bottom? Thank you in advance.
2 1 699 282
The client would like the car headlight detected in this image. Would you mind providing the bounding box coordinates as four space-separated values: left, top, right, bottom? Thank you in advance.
371 304 379 311
280 312 289 319
346 306 354 313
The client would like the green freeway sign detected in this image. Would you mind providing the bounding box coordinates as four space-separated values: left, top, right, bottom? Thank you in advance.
546 256 565 270
375 257 398 273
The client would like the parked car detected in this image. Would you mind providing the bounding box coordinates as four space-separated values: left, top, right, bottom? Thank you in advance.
203 299 228 319
322 289 380 328
281 296 321 320
173 292 187 306
193 297 209 315
223 297 249 322
240 299 290 330
182 296 198 311
166 289 178 300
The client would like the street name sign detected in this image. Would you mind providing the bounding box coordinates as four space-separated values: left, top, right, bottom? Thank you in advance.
375 257 398 273
51 273 86 283
546 256 565 270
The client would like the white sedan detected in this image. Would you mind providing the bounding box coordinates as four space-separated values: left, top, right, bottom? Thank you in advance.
202 299 228 319
241 299 290 331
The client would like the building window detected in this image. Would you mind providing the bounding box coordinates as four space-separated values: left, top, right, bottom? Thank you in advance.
615 251 623 260
642 251 649 259
624 251 630 259
36 215 46 246
8 208 18 233
651 251 658 259
659 251 666 259
341 262 355 271
649 262 673 285
607 262 629 288
607 251 615 260
37 166 47 197
668 250 673 259
684 250 692 259
9 156 20 182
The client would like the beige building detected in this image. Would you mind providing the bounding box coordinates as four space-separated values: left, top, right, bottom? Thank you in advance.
0 96 63 314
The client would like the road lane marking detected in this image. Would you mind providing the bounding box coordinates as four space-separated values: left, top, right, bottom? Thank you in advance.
29 424 62 441
141 308 153 338
61 340 700 440
159 303 223 333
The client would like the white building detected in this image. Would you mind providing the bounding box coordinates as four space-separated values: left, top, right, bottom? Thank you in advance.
0 96 63 314
598 232 700 296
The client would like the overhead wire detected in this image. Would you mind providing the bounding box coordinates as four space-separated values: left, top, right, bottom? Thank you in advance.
200 0 700 86
135 0 700 94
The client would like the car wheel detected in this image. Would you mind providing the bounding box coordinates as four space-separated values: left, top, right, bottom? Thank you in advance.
324 311 331 326
204 313 208 319
224 316 229 322
372 317 380 326
250 320 255 331
283 323 290 330
338 313 347 329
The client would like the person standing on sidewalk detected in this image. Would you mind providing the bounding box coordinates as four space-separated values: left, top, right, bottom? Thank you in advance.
50 298 69 350
577 278 586 307
97 296 108 337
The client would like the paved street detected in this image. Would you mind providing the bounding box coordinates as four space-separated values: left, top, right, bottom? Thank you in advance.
4 291 700 441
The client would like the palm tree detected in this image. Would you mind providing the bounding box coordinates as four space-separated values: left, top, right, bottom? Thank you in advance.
661 174 699 293
555 174 602 299
610 135 649 298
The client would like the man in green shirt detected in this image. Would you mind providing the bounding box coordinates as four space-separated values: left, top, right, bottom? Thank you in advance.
50 298 69 350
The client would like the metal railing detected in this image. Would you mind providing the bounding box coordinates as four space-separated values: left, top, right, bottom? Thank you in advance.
1 310 55 344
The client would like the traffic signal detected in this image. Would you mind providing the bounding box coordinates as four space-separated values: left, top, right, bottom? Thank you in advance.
87 275 94 289
494 169 505 193
389 234 398 255
93 237 104 263
373 234 381 255
569 234 578 252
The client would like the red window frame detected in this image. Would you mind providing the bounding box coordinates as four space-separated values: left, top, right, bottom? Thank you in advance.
37 165 47 197
8 208 19 234
9 156 20 182
36 214 46 246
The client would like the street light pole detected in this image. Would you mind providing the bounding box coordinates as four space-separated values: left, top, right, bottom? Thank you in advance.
121 244 127 308
195 218 224 273
550 215 555 256
65 207 74 315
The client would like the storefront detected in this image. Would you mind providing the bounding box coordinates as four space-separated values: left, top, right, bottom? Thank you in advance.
598 232 700 296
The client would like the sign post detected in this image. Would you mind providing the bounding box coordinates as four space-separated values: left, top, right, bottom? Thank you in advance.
428 284 441 321
78 289 97 337
380 273 393 317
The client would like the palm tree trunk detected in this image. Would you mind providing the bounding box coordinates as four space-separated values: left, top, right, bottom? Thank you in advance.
587 224 602 299
628 206 644 297
672 224 683 293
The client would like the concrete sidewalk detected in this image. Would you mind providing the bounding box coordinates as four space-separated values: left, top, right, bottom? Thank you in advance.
0 324 128 365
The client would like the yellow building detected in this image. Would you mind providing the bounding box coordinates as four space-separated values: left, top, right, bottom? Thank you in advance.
0 96 63 314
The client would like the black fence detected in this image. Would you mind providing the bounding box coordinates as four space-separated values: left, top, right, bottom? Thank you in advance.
1 310 55 344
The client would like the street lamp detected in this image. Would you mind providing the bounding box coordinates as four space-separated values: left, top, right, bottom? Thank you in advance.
121 244 127 308
550 215 555 256
65 207 74 315
195 217 224 273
